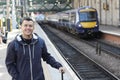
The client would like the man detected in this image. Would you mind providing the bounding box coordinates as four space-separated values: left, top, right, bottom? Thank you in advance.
5 17 65 80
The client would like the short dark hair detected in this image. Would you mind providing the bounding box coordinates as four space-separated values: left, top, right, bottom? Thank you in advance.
20 17 34 25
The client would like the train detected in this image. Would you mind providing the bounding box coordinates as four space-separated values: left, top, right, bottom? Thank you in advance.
44 6 99 38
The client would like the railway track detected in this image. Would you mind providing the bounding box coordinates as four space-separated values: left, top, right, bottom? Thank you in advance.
84 39 120 58
41 25 119 80
44 24 120 59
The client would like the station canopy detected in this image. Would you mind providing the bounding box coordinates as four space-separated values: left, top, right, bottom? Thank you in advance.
28 0 73 12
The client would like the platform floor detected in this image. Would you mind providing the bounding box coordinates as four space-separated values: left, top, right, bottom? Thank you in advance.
100 25 120 36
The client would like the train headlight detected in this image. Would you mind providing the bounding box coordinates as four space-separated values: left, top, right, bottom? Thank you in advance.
95 25 98 27
78 24 82 27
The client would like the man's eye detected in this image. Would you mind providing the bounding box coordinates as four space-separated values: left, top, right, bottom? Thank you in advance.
24 25 27 27
29 25 33 27
24 25 32 27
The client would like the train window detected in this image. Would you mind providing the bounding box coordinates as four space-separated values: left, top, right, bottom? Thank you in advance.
59 13 69 22
61 19 69 22
70 13 76 23
79 11 97 22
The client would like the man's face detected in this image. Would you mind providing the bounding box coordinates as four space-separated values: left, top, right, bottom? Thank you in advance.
21 20 34 36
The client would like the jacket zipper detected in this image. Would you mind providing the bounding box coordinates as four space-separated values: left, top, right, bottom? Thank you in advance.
28 45 33 80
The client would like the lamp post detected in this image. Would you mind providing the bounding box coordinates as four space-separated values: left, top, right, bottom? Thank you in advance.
7 0 10 19
24 0 28 17
119 0 120 27
6 0 11 31
21 0 28 17
12 0 17 29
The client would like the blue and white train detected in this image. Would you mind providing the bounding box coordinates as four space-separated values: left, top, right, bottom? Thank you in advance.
46 6 99 38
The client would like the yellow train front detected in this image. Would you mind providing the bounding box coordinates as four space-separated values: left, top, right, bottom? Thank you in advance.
75 6 99 38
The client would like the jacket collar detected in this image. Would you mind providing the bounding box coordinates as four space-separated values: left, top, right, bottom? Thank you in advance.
16 33 38 42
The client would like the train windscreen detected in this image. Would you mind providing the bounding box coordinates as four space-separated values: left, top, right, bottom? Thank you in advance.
79 11 97 22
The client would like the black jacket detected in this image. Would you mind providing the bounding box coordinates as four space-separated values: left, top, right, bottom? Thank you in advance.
5 33 62 80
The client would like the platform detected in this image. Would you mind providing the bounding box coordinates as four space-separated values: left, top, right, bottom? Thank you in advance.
100 25 120 36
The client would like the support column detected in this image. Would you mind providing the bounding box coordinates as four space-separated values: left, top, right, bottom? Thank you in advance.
119 0 120 27
12 0 17 29
6 0 11 32
73 0 79 8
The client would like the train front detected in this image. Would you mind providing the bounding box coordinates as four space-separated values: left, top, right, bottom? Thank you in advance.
76 7 99 37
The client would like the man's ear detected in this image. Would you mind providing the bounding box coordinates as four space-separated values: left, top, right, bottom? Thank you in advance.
19 25 22 29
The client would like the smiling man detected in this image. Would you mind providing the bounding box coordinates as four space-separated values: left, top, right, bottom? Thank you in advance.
5 17 65 80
